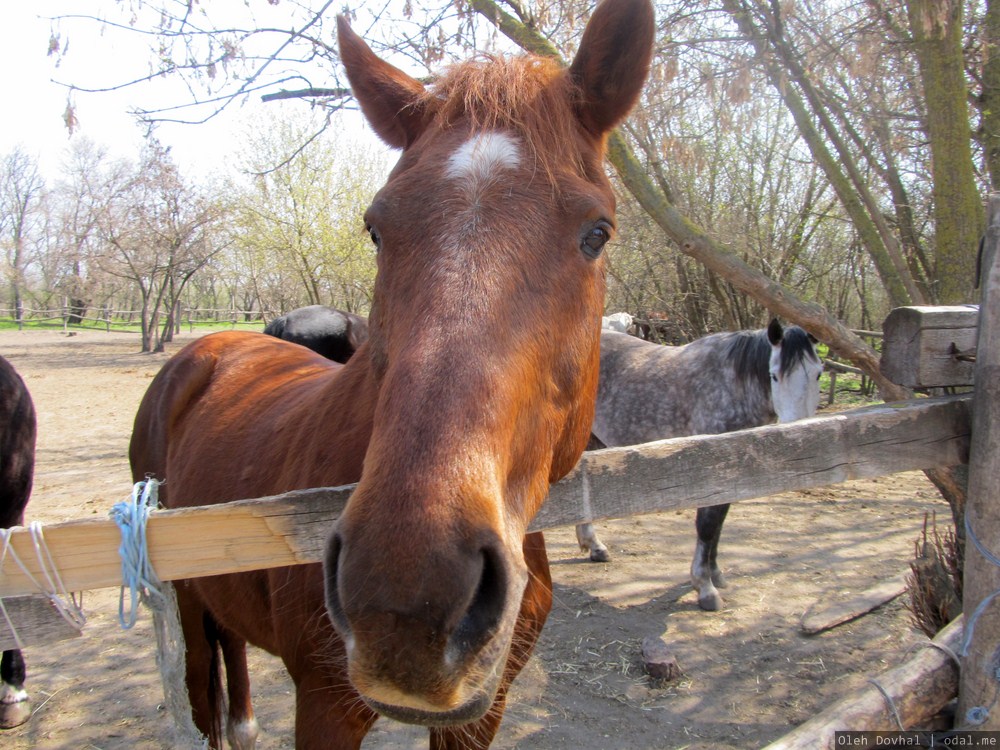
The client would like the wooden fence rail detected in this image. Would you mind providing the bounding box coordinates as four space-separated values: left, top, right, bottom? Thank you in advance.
0 307 276 328
0 394 970 600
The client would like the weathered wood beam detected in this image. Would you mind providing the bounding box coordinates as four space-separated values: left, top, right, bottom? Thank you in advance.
958 193 1000 728
535 394 970 531
881 305 979 388
762 617 963 749
0 396 970 602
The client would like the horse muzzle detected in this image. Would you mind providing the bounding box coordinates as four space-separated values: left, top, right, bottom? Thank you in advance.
323 514 526 726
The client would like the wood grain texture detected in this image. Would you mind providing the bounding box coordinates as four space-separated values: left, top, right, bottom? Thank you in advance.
881 305 978 387
958 193 1000 728
763 617 963 748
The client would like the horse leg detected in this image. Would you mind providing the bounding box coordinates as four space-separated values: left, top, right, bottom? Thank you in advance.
575 522 610 562
430 532 553 750
0 508 30 729
576 435 611 562
0 649 29 729
290 672 375 750
219 629 259 750
691 504 730 611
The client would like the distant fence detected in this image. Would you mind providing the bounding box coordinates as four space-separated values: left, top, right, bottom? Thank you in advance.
0 307 276 333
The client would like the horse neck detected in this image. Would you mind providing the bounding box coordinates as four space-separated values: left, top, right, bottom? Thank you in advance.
279 346 379 489
716 331 776 427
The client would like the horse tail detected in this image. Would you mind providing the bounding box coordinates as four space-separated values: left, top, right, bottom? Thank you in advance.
203 612 227 747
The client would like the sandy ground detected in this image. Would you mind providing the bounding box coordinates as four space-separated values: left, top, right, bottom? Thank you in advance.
0 328 948 750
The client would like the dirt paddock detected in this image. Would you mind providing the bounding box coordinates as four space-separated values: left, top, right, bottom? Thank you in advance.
0 328 946 749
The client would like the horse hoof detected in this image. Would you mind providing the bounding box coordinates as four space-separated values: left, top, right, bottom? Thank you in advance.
588 547 610 563
697 593 724 611
0 699 31 729
712 571 728 589
227 717 260 750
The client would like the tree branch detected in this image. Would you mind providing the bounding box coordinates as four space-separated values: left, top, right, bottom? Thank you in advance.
467 0 908 399
260 87 352 103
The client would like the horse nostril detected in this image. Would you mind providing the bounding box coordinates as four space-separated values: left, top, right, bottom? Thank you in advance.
323 533 352 639
449 545 508 658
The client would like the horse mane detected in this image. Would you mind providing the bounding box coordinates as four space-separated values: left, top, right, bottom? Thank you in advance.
421 55 588 182
724 330 772 391
778 325 819 374
724 325 818 388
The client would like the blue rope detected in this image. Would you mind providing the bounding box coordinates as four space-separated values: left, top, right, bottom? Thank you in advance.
110 479 163 629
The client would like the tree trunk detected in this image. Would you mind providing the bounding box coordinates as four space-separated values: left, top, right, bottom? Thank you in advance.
906 0 984 304
984 0 1000 190
721 0 922 308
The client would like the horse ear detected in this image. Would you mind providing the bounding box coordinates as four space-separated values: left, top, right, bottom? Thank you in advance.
767 318 783 346
337 16 428 149
568 0 655 138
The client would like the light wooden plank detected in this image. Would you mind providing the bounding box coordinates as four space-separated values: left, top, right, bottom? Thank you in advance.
0 487 353 599
0 396 970 599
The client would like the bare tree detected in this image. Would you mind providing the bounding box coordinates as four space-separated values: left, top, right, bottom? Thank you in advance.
224 110 384 317
0 148 46 324
46 1 988 355
47 139 133 322
96 138 226 351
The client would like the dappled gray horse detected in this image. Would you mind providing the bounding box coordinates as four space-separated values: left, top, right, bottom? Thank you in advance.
578 320 823 610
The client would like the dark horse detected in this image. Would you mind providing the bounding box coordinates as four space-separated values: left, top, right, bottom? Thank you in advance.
128 2 654 748
0 355 37 729
263 306 369 364
577 321 823 610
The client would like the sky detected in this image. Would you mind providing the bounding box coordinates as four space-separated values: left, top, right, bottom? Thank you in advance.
0 2 384 182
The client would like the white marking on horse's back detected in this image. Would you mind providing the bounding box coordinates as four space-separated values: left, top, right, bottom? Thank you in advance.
445 132 521 189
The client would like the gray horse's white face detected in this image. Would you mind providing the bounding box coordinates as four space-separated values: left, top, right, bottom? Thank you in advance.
769 344 823 423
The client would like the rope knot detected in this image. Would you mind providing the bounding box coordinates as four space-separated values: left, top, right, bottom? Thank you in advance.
110 478 163 629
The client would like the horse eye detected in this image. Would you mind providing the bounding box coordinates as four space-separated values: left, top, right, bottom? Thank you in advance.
771 373 778 383
367 225 381 251
581 221 612 259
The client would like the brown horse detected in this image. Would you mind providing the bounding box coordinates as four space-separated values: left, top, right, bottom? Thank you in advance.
128 1 654 747
0 355 37 729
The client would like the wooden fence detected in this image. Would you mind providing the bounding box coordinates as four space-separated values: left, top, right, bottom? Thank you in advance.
0 306 273 332
0 394 970 601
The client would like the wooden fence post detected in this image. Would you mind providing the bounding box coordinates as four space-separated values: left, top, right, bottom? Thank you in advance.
958 193 1000 729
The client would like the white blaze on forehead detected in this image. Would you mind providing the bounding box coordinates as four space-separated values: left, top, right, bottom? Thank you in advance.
444 132 521 186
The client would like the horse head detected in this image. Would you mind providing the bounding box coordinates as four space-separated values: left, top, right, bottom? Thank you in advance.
323 0 654 726
767 319 823 423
